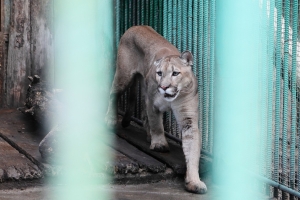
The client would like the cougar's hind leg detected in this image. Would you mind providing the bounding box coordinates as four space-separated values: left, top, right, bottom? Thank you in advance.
106 66 135 126
121 74 140 127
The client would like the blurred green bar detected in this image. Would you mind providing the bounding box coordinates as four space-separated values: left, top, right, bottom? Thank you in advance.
53 1 113 200
213 1 262 198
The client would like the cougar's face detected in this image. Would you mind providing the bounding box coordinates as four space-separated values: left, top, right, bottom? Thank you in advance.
155 56 193 102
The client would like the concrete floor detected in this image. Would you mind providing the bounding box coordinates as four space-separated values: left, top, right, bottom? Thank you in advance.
0 179 219 200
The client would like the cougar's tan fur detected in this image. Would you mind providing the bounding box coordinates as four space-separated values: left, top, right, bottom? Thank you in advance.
106 26 207 194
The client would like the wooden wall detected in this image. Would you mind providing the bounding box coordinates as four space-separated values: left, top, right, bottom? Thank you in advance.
0 0 53 108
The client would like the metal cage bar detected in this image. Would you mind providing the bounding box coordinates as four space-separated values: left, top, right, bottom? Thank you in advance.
290 0 298 191
274 0 282 186
202 0 209 150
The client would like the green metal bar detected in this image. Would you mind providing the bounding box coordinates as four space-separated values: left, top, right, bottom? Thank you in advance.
172 0 177 47
291 0 298 191
120 0 125 35
136 0 140 25
153 0 158 31
149 0 154 27
259 2 268 193
187 0 193 50
115 0 120 47
192 0 198 76
197 0 203 138
282 0 290 188
213 1 261 198
163 0 168 38
208 0 215 152
202 0 209 150
132 0 136 26
128 0 132 27
167 0 172 42
124 0 129 29
267 0 274 191
53 1 113 199
141 0 145 25
177 0 182 51
182 1 187 51
159 0 163 34
274 0 282 185
145 0 149 25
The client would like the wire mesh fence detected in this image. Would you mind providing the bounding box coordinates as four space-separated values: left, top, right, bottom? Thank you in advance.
115 0 300 198
115 0 214 153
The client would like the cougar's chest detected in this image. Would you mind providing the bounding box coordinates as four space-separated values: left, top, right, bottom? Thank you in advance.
153 93 171 112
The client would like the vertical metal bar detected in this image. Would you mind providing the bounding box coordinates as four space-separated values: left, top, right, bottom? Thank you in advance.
291 0 299 192
149 0 154 27
182 0 187 51
213 0 261 198
172 0 177 47
153 0 158 31
187 0 193 50
145 0 149 25
132 0 136 26
159 0 164 34
141 0 145 25
163 0 168 38
115 0 120 48
198 0 203 142
192 0 198 76
136 0 140 25
267 0 275 196
128 0 132 27
274 0 282 188
202 0 209 150
120 0 125 35
208 0 215 153
177 0 182 51
124 0 129 30
167 0 172 42
282 0 290 189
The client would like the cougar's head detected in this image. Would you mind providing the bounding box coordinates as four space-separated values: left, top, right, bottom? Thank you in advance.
154 51 194 102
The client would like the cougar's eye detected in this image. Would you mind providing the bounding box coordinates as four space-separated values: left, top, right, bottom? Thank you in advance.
172 71 180 76
157 71 162 76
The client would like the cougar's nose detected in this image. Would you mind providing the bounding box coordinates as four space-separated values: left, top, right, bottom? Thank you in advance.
160 85 169 91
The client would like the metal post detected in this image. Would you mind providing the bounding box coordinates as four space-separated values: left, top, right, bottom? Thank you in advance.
53 1 113 200
213 1 262 199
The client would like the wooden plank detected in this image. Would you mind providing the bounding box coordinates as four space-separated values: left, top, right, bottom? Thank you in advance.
30 0 54 84
0 137 42 182
6 0 31 107
116 124 211 175
111 136 166 173
0 109 48 163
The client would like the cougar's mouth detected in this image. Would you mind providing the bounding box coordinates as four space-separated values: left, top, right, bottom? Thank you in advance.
164 89 179 100
164 92 177 98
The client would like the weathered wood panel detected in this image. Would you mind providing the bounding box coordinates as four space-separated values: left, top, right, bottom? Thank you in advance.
2 0 53 108
30 0 54 84
0 0 10 107
6 0 31 107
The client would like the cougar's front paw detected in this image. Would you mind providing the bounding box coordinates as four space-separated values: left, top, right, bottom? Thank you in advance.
150 141 170 152
185 180 207 194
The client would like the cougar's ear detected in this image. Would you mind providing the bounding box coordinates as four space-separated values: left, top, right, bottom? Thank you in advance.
180 51 193 66
154 58 163 67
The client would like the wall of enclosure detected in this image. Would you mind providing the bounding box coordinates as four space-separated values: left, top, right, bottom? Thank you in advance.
115 0 215 154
